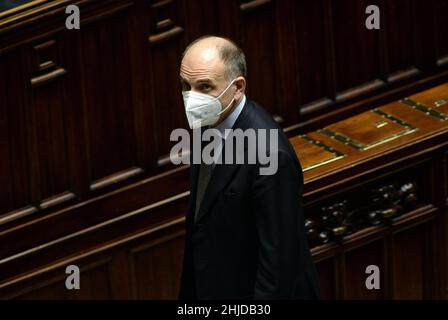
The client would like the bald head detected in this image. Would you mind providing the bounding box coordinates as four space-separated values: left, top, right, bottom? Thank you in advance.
183 36 247 81
180 36 247 126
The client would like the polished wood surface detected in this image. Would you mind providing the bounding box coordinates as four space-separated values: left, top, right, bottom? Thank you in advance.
295 84 448 181
293 83 448 299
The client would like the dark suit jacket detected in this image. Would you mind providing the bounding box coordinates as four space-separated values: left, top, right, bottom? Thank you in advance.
179 98 321 300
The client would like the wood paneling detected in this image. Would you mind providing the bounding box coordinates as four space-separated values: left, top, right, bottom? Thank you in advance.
28 36 76 206
0 0 447 300
332 0 383 98
14 259 113 300
435 0 448 66
392 225 426 299
147 0 188 160
384 0 420 82
344 240 386 299
295 0 333 114
0 49 33 217
239 0 277 116
80 10 140 186
314 257 336 300
131 233 184 299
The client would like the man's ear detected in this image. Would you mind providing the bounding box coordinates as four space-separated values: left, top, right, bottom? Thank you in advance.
234 77 246 100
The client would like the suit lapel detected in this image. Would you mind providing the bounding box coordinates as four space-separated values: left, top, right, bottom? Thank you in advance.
190 163 200 202
195 99 252 223
195 162 240 223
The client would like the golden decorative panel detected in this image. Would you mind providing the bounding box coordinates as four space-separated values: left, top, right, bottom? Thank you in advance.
290 135 345 172
319 109 418 151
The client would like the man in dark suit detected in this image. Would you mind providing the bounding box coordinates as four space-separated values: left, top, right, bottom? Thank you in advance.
178 36 320 300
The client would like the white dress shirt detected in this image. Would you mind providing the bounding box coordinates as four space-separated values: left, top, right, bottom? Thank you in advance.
214 95 246 140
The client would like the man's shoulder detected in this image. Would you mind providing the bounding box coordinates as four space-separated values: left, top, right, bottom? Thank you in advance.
243 99 281 131
242 99 301 169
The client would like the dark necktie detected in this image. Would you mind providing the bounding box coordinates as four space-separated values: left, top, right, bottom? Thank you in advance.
194 131 225 223
195 162 212 223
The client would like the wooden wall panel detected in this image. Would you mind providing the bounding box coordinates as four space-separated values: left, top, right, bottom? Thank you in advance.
314 257 336 300
444 152 448 298
273 0 301 125
183 0 219 41
413 0 437 71
239 0 278 116
30 83 72 203
435 0 448 66
0 206 187 300
331 0 383 100
392 224 427 299
15 261 113 300
149 41 187 161
446 152 448 201
130 233 184 299
305 143 446 299
28 36 77 206
0 49 33 218
146 0 188 161
294 0 333 115
80 10 141 188
344 240 386 299
383 0 422 82
59 31 90 198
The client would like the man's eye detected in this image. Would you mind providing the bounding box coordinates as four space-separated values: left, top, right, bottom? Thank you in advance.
181 83 191 91
201 84 212 91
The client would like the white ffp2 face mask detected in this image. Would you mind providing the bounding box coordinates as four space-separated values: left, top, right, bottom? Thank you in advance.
182 79 237 129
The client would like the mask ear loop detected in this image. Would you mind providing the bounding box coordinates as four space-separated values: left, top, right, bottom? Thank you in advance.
215 78 237 100
217 97 235 116
215 78 238 116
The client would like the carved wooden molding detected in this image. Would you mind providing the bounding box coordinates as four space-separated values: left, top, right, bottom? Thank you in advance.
305 181 420 247
387 67 420 83
148 25 183 45
90 167 144 191
30 38 68 87
0 191 188 267
0 0 132 36
148 0 183 45
240 0 272 12
0 0 75 32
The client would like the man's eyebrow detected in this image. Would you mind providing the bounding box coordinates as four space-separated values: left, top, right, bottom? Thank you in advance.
179 76 215 86
195 78 214 85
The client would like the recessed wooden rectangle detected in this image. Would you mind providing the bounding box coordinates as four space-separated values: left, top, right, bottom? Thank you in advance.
400 83 448 121
387 67 420 83
320 109 417 151
90 167 144 191
290 135 345 172
40 191 76 210
0 206 37 226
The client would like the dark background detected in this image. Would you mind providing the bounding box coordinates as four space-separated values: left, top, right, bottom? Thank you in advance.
0 0 447 299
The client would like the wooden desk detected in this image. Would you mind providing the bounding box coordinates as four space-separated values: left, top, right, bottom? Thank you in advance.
291 84 448 299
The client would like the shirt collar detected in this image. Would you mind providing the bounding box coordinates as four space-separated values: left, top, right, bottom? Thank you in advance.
214 95 246 139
